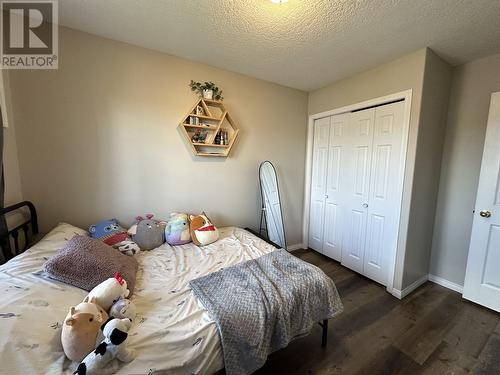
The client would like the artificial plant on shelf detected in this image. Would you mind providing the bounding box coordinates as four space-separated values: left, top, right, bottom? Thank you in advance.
189 80 224 101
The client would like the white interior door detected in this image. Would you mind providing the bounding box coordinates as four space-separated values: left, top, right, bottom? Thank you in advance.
463 92 500 312
309 116 330 252
322 113 350 261
341 109 375 274
363 101 405 285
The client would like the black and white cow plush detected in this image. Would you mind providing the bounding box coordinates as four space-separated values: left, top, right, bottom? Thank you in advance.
73 318 135 375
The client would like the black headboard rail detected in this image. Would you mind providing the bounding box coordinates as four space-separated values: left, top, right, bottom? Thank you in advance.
0 201 38 262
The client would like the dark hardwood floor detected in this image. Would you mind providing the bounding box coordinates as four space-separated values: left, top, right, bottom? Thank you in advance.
257 249 500 375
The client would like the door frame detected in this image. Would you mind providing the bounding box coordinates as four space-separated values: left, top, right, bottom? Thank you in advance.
302 90 413 294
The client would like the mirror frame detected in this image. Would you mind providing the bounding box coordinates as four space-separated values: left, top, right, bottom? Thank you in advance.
259 160 287 250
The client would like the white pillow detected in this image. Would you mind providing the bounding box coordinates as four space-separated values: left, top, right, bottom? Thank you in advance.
0 223 88 271
29 222 88 254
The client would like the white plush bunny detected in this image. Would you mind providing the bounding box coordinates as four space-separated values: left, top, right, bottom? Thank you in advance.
86 273 130 311
73 318 135 375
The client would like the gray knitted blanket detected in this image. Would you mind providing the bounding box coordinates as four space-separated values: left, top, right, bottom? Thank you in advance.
189 249 343 375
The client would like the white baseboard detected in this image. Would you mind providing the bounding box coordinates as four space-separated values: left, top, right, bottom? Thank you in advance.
287 243 306 251
391 274 464 299
391 274 429 299
428 274 463 294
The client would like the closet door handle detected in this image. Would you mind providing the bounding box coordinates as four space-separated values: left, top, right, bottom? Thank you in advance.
325 194 329 199
362 203 368 208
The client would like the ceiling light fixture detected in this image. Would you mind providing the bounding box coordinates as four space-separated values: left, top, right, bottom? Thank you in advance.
270 0 288 4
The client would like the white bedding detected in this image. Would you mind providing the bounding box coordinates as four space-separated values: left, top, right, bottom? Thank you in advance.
0 223 276 374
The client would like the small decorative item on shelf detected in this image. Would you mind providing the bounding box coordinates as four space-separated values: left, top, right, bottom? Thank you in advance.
203 89 213 100
191 129 201 143
199 130 208 143
189 80 224 101
192 129 208 144
196 105 204 116
219 129 226 145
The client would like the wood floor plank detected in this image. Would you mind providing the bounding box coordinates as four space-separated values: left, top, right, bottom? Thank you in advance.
443 299 499 358
418 341 477 374
472 334 500 374
494 321 500 336
353 345 421 375
394 293 462 364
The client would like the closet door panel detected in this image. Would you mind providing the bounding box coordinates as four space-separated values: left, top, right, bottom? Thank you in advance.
309 117 330 252
363 101 405 285
341 109 375 272
323 202 340 257
323 113 349 261
343 208 367 273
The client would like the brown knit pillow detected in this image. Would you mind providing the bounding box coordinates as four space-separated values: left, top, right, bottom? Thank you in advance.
43 235 138 294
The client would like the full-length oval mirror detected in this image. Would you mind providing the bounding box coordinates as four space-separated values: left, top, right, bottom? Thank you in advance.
259 161 287 249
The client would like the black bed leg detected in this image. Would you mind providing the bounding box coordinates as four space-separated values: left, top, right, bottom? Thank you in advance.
321 319 328 347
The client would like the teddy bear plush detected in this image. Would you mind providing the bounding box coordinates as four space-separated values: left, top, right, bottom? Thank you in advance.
128 214 166 250
110 299 136 321
86 273 130 311
73 318 135 375
89 219 140 256
165 213 192 245
61 297 109 362
189 212 219 246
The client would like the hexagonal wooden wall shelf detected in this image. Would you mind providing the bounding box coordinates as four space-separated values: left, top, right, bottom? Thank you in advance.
178 99 240 157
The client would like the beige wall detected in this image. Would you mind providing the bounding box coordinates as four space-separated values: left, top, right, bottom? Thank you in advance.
403 50 452 286
308 49 451 291
7 27 308 244
430 52 500 286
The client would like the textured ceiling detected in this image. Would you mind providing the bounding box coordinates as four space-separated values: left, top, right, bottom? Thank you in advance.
57 0 500 91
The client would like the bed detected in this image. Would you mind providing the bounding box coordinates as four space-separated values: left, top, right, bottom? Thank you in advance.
0 202 340 374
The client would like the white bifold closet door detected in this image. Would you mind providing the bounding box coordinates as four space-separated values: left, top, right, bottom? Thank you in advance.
309 101 405 286
309 116 331 252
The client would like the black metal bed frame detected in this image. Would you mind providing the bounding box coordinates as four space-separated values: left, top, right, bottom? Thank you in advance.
0 201 39 262
245 227 329 348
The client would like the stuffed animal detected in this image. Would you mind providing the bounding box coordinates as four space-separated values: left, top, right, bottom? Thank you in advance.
165 213 192 245
128 214 166 250
89 219 140 256
86 273 130 311
110 299 136 321
73 318 135 375
62 297 109 362
189 212 219 246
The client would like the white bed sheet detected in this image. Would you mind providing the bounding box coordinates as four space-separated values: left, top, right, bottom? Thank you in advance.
0 223 276 375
